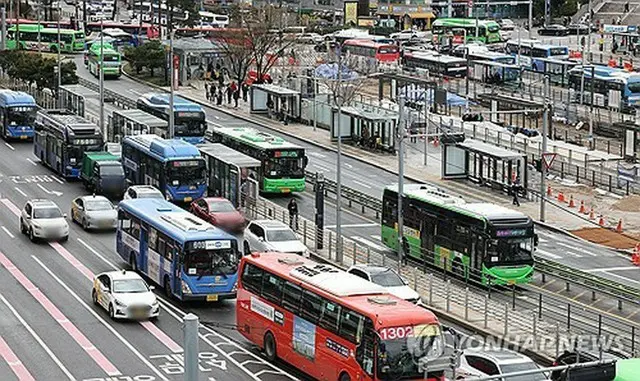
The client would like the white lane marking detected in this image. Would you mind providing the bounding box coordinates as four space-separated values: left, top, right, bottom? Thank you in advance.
584 266 640 273
52 176 64 184
371 235 382 241
352 180 372 189
535 249 561 259
325 223 378 229
36 184 63 197
14 187 28 198
310 163 331 172
599 271 640 286
307 152 327 158
213 115 220 120
1 226 14 238
31 256 170 381
127 89 142 95
26 158 38 166
556 241 593 256
537 237 548 243
206 119 223 128
350 235 389 252
564 251 583 258
4 143 15 151
344 163 353 169
0 293 76 380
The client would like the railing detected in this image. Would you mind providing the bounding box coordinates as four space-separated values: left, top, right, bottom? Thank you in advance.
305 171 382 217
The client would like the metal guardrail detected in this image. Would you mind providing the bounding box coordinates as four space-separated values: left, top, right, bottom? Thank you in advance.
304 171 382 217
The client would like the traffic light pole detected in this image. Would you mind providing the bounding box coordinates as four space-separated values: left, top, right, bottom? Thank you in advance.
539 75 549 222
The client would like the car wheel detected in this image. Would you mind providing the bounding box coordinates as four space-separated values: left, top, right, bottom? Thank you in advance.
92 289 99 305
108 304 116 320
130 254 138 272
263 332 277 362
243 241 251 256
29 228 36 243
339 373 351 381
82 218 88 230
20 219 26 234
60 235 68 243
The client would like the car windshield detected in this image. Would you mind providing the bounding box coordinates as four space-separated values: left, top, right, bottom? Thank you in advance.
184 247 238 277
100 165 124 176
264 157 305 179
371 268 405 287
500 362 543 381
112 279 148 293
485 238 534 267
210 200 236 213
266 229 297 242
34 207 62 219
7 106 36 126
377 324 446 379
166 160 206 186
85 199 113 211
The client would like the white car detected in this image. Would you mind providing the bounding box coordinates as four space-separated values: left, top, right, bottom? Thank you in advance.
498 19 516 31
391 29 427 41
243 220 308 256
20 199 69 242
347 264 422 305
456 348 546 380
124 185 164 200
92 270 160 320
298 33 324 44
71 195 117 231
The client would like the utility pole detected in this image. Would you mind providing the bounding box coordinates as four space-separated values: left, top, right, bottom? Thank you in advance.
169 30 175 139
1 8 6 51
397 96 405 270
99 19 105 140
57 2 61 108
587 0 594 149
335 51 344 263
528 0 533 39
424 85 429 166
37 2 41 53
539 75 549 222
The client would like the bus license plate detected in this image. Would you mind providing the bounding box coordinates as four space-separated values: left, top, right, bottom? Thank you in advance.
206 294 218 302
20 136 27 140
184 197 193 202
281 188 290 193
508 280 515 285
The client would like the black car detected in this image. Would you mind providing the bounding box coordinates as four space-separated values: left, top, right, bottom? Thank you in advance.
551 349 629 381
538 24 570 36
314 40 339 52
567 23 590 35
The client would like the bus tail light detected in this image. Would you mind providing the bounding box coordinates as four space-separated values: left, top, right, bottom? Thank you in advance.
181 280 192 294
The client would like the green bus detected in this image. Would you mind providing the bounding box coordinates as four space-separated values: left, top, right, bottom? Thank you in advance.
381 184 536 285
615 359 640 381
209 127 307 194
85 42 121 79
432 18 502 44
6 24 85 53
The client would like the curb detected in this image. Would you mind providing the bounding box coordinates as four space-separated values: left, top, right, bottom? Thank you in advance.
122 71 625 254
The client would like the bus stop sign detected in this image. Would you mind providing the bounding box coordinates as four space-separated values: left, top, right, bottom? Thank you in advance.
542 153 557 170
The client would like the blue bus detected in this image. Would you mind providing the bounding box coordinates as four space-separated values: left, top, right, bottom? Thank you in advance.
468 50 516 64
136 93 207 144
0 89 37 140
505 40 570 72
121 134 207 203
117 198 239 301
34 110 104 178
568 65 640 113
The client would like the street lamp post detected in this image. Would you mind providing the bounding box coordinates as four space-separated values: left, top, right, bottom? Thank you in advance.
57 3 61 108
397 96 405 270
100 19 105 139
335 51 344 263
540 75 549 222
169 30 175 138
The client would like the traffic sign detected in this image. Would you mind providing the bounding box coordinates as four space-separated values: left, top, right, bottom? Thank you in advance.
542 153 557 170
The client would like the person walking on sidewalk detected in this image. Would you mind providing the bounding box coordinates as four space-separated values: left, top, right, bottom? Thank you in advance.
233 87 240 108
216 88 223 106
511 179 521 207
204 82 210 100
242 82 249 102
209 84 216 103
287 198 298 230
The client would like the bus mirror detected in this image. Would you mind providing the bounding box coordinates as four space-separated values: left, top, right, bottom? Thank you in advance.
303 156 309 166
534 234 539 247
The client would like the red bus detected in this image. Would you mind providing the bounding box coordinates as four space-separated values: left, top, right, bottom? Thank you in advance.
85 22 159 39
237 253 447 381
342 39 400 63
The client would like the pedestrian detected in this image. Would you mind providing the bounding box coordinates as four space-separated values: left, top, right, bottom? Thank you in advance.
209 84 216 102
216 88 223 106
233 88 239 108
625 1 630 12
242 82 249 102
204 82 209 100
266 96 274 118
226 85 232 105
281 101 288 125
599 35 605 52
402 237 409 265
511 180 520 207
613 40 619 54
287 198 298 230
580 35 586 48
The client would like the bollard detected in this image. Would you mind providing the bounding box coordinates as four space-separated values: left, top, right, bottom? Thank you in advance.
184 313 200 381
619 299 623 310
303 220 307 246
566 282 570 292
532 313 538 351
464 287 469 321
538 293 543 319
592 290 597 301
512 284 516 310
328 231 333 260
446 280 451 312
353 242 357 265
484 294 488 328
413 269 418 291
504 303 509 336
555 323 560 358
429 273 433 306
567 303 571 330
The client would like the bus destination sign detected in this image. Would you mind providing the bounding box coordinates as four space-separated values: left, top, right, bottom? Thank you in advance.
274 151 298 158
172 160 200 167
496 229 527 237
190 240 232 250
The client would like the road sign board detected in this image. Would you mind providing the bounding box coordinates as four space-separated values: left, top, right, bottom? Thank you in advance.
542 153 557 170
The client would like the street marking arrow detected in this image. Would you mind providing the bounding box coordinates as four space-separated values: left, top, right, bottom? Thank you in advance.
37 184 63 197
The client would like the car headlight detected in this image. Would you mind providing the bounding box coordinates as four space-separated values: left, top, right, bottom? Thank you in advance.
114 299 126 307
231 282 237 292
181 280 192 294
152 299 159 307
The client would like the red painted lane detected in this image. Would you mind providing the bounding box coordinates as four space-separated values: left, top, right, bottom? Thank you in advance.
49 242 95 280
0 251 121 377
0 335 36 381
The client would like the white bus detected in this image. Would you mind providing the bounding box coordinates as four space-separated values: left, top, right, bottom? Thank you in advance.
199 11 229 28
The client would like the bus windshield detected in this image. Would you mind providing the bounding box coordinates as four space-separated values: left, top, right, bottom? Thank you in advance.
184 247 238 277
264 157 305 179
175 112 206 136
485 237 533 266
377 324 445 379
166 160 206 186
7 106 36 125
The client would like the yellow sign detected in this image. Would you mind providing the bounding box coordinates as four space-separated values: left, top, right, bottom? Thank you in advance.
358 18 375 27
207 294 219 302
344 2 358 26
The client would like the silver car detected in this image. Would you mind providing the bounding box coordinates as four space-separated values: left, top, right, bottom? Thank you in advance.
71 195 117 230
20 199 69 242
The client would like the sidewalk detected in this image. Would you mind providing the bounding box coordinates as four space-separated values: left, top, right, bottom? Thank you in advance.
172 81 640 242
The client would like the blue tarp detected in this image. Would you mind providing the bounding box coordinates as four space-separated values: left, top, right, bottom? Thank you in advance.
314 63 359 81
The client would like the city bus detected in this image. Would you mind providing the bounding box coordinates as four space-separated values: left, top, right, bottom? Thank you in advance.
0 89 37 140
531 57 579 86
121 134 207 203
86 41 122 79
469 61 521 85
6 24 85 53
237 252 448 381
381 184 536 285
402 51 467 78
467 49 516 64
5 18 74 29
85 21 159 39
108 109 167 142
198 11 229 28
505 40 570 72
117 198 239 301
209 127 307 194
432 18 502 44
33 110 104 178
342 39 400 64
136 93 207 144
568 65 640 113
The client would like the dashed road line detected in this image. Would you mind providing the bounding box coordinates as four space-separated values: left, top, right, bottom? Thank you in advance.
26 158 38 166
1 226 14 238
14 187 28 198
4 142 15 151
534 249 561 259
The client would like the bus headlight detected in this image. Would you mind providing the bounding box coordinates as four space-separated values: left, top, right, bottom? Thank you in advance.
181 280 192 294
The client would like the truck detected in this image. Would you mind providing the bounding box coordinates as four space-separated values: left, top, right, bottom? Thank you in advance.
80 152 126 198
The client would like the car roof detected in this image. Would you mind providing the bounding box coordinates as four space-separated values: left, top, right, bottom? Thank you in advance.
463 348 534 364
30 199 58 208
79 195 110 202
130 185 161 193
98 270 144 281
251 219 289 229
204 197 231 203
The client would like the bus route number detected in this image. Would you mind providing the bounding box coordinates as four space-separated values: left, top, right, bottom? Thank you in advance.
379 326 414 340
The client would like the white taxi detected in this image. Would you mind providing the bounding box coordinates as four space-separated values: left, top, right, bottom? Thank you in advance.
92 270 160 320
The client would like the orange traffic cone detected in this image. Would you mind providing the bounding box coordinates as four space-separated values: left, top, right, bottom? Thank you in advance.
589 207 595 220
579 200 586 214
598 216 606 227
632 244 640 266
568 195 575 208
547 186 552 196
616 219 623 233
557 192 565 203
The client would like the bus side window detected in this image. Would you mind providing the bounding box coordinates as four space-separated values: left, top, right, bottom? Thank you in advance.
241 263 264 294
282 281 303 313
339 308 364 343
300 290 323 324
356 318 375 377
261 272 283 305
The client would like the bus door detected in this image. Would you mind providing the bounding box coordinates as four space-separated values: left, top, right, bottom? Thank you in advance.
228 164 240 207
474 235 486 274
140 224 150 277
420 214 435 260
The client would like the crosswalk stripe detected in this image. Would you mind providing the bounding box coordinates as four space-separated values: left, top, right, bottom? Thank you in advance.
535 249 561 259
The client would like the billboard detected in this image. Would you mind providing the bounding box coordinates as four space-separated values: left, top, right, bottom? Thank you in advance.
344 1 358 26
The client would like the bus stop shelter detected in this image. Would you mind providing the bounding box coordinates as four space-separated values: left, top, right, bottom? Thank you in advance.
59 84 119 129
164 37 223 85
250 84 301 121
332 102 398 152
475 93 545 132
442 138 528 194
108 109 167 142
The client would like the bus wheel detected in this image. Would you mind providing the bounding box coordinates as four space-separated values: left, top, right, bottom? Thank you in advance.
339 373 351 381
263 332 277 362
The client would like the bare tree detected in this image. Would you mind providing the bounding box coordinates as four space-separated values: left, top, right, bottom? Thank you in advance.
317 51 379 109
